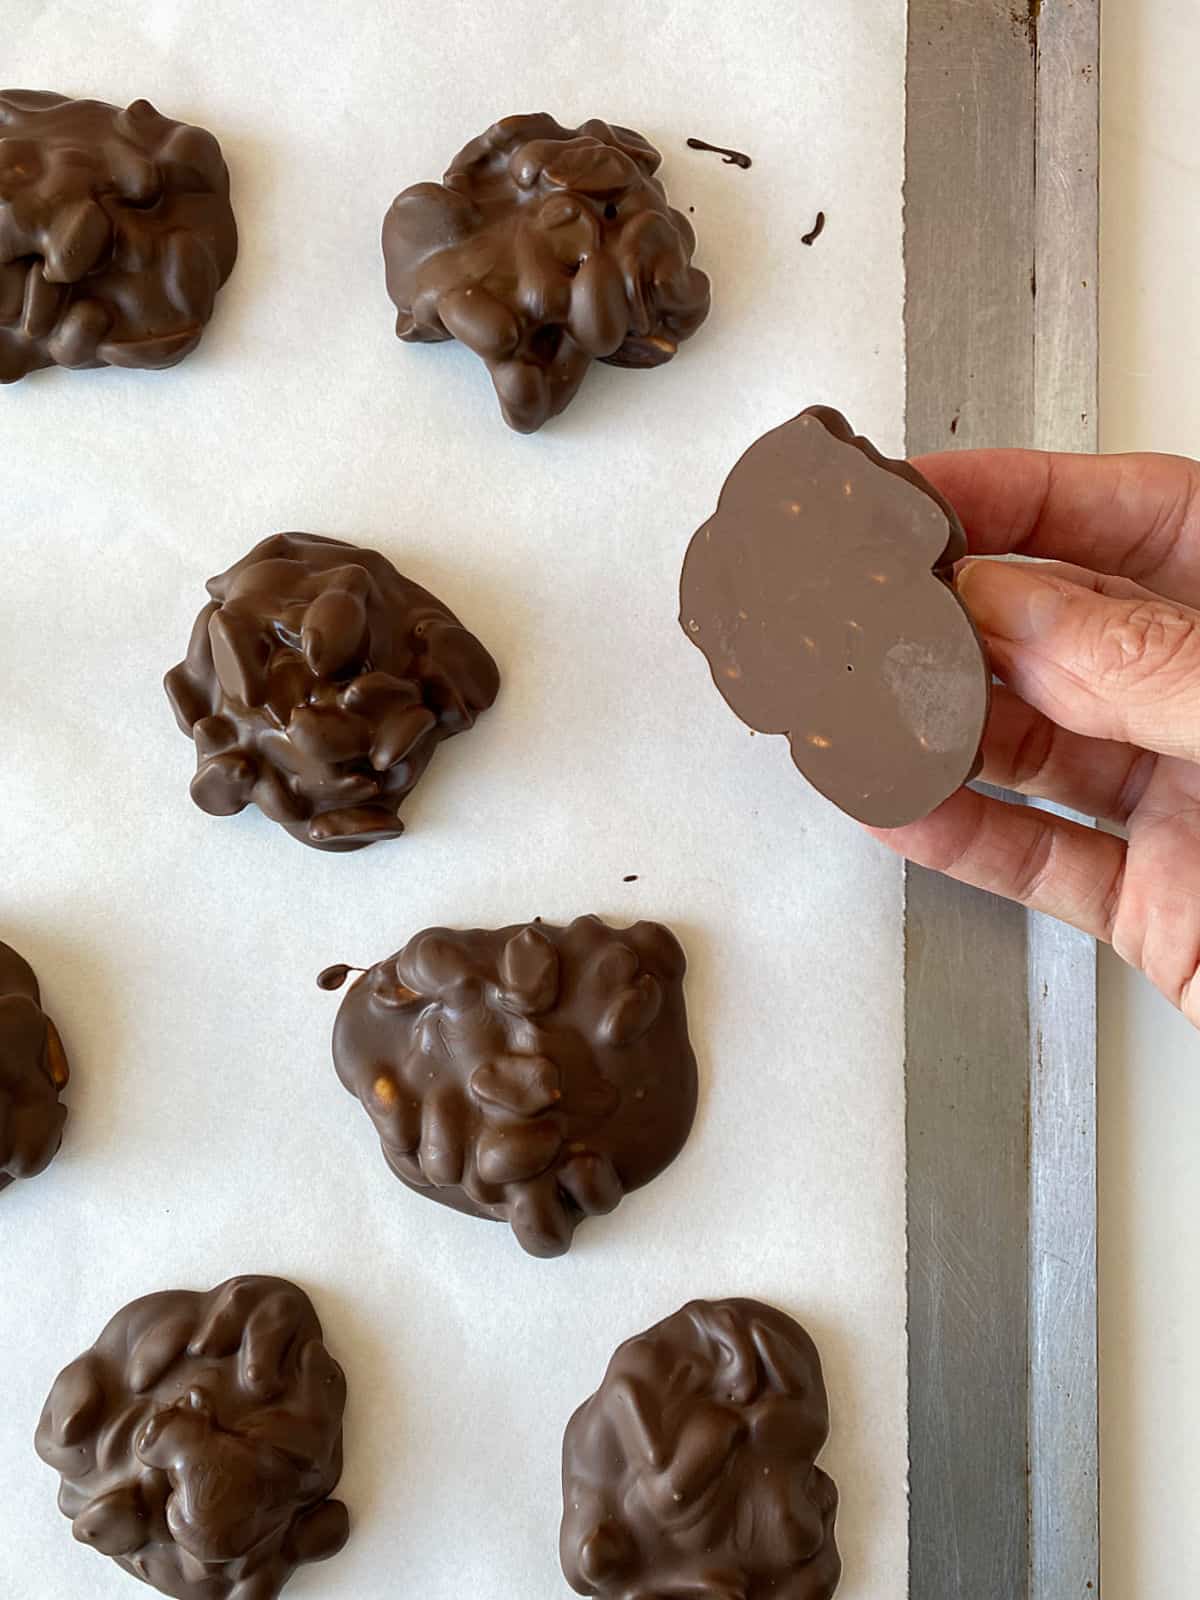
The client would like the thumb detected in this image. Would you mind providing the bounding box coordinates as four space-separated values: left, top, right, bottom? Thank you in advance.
957 559 1200 763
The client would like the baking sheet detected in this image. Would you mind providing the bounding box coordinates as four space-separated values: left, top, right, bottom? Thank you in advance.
0 2 909 1594
904 3 1102 1593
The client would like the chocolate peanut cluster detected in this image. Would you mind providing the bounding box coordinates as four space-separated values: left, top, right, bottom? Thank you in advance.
165 532 500 851
383 114 710 431
0 939 69 1194
325 915 698 1256
35 1276 349 1600
561 1299 842 1599
0 91 237 382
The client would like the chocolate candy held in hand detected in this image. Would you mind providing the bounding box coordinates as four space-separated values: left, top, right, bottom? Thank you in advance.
165 532 500 852
561 1299 841 1599
680 406 991 827
383 114 711 432
324 915 698 1257
35 1276 349 1600
0 939 69 1194
0 91 237 383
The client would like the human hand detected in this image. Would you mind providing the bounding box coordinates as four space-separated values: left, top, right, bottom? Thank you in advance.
867 448 1200 1026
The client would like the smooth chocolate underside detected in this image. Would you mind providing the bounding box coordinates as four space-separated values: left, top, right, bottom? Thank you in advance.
0 90 237 383
330 915 698 1258
0 938 69 1193
382 112 711 431
34 1276 349 1600
560 1298 841 1599
164 531 500 852
680 406 990 829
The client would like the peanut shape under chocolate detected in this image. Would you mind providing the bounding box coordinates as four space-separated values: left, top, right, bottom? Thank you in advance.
326 916 698 1257
382 113 711 432
164 532 500 852
561 1298 841 1599
0 939 69 1194
1 91 237 382
680 407 991 827
35 1275 349 1600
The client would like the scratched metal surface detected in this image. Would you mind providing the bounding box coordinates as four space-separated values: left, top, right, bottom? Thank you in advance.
904 2 1101 1596
1028 7 1102 1595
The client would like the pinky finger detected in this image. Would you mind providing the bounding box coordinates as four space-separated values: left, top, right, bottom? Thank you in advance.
866 787 1126 942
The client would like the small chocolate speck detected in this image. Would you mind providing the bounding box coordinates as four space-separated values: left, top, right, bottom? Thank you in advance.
800 210 826 246
686 136 752 170
623 874 638 882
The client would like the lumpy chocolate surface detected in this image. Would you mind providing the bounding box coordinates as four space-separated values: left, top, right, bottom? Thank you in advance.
680 406 990 827
561 1298 841 1599
382 114 710 432
327 915 698 1257
35 1275 349 1600
164 532 500 852
0 91 237 382
0 939 69 1194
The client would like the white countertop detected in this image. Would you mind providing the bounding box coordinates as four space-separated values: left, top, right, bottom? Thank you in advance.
1099 0 1200 1591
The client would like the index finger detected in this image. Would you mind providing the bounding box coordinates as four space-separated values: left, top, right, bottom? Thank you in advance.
913 448 1200 609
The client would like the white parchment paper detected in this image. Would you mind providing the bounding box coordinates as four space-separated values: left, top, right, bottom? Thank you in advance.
0 2 909 1594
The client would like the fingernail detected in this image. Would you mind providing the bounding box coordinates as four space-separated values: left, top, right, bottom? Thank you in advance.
956 560 1066 642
